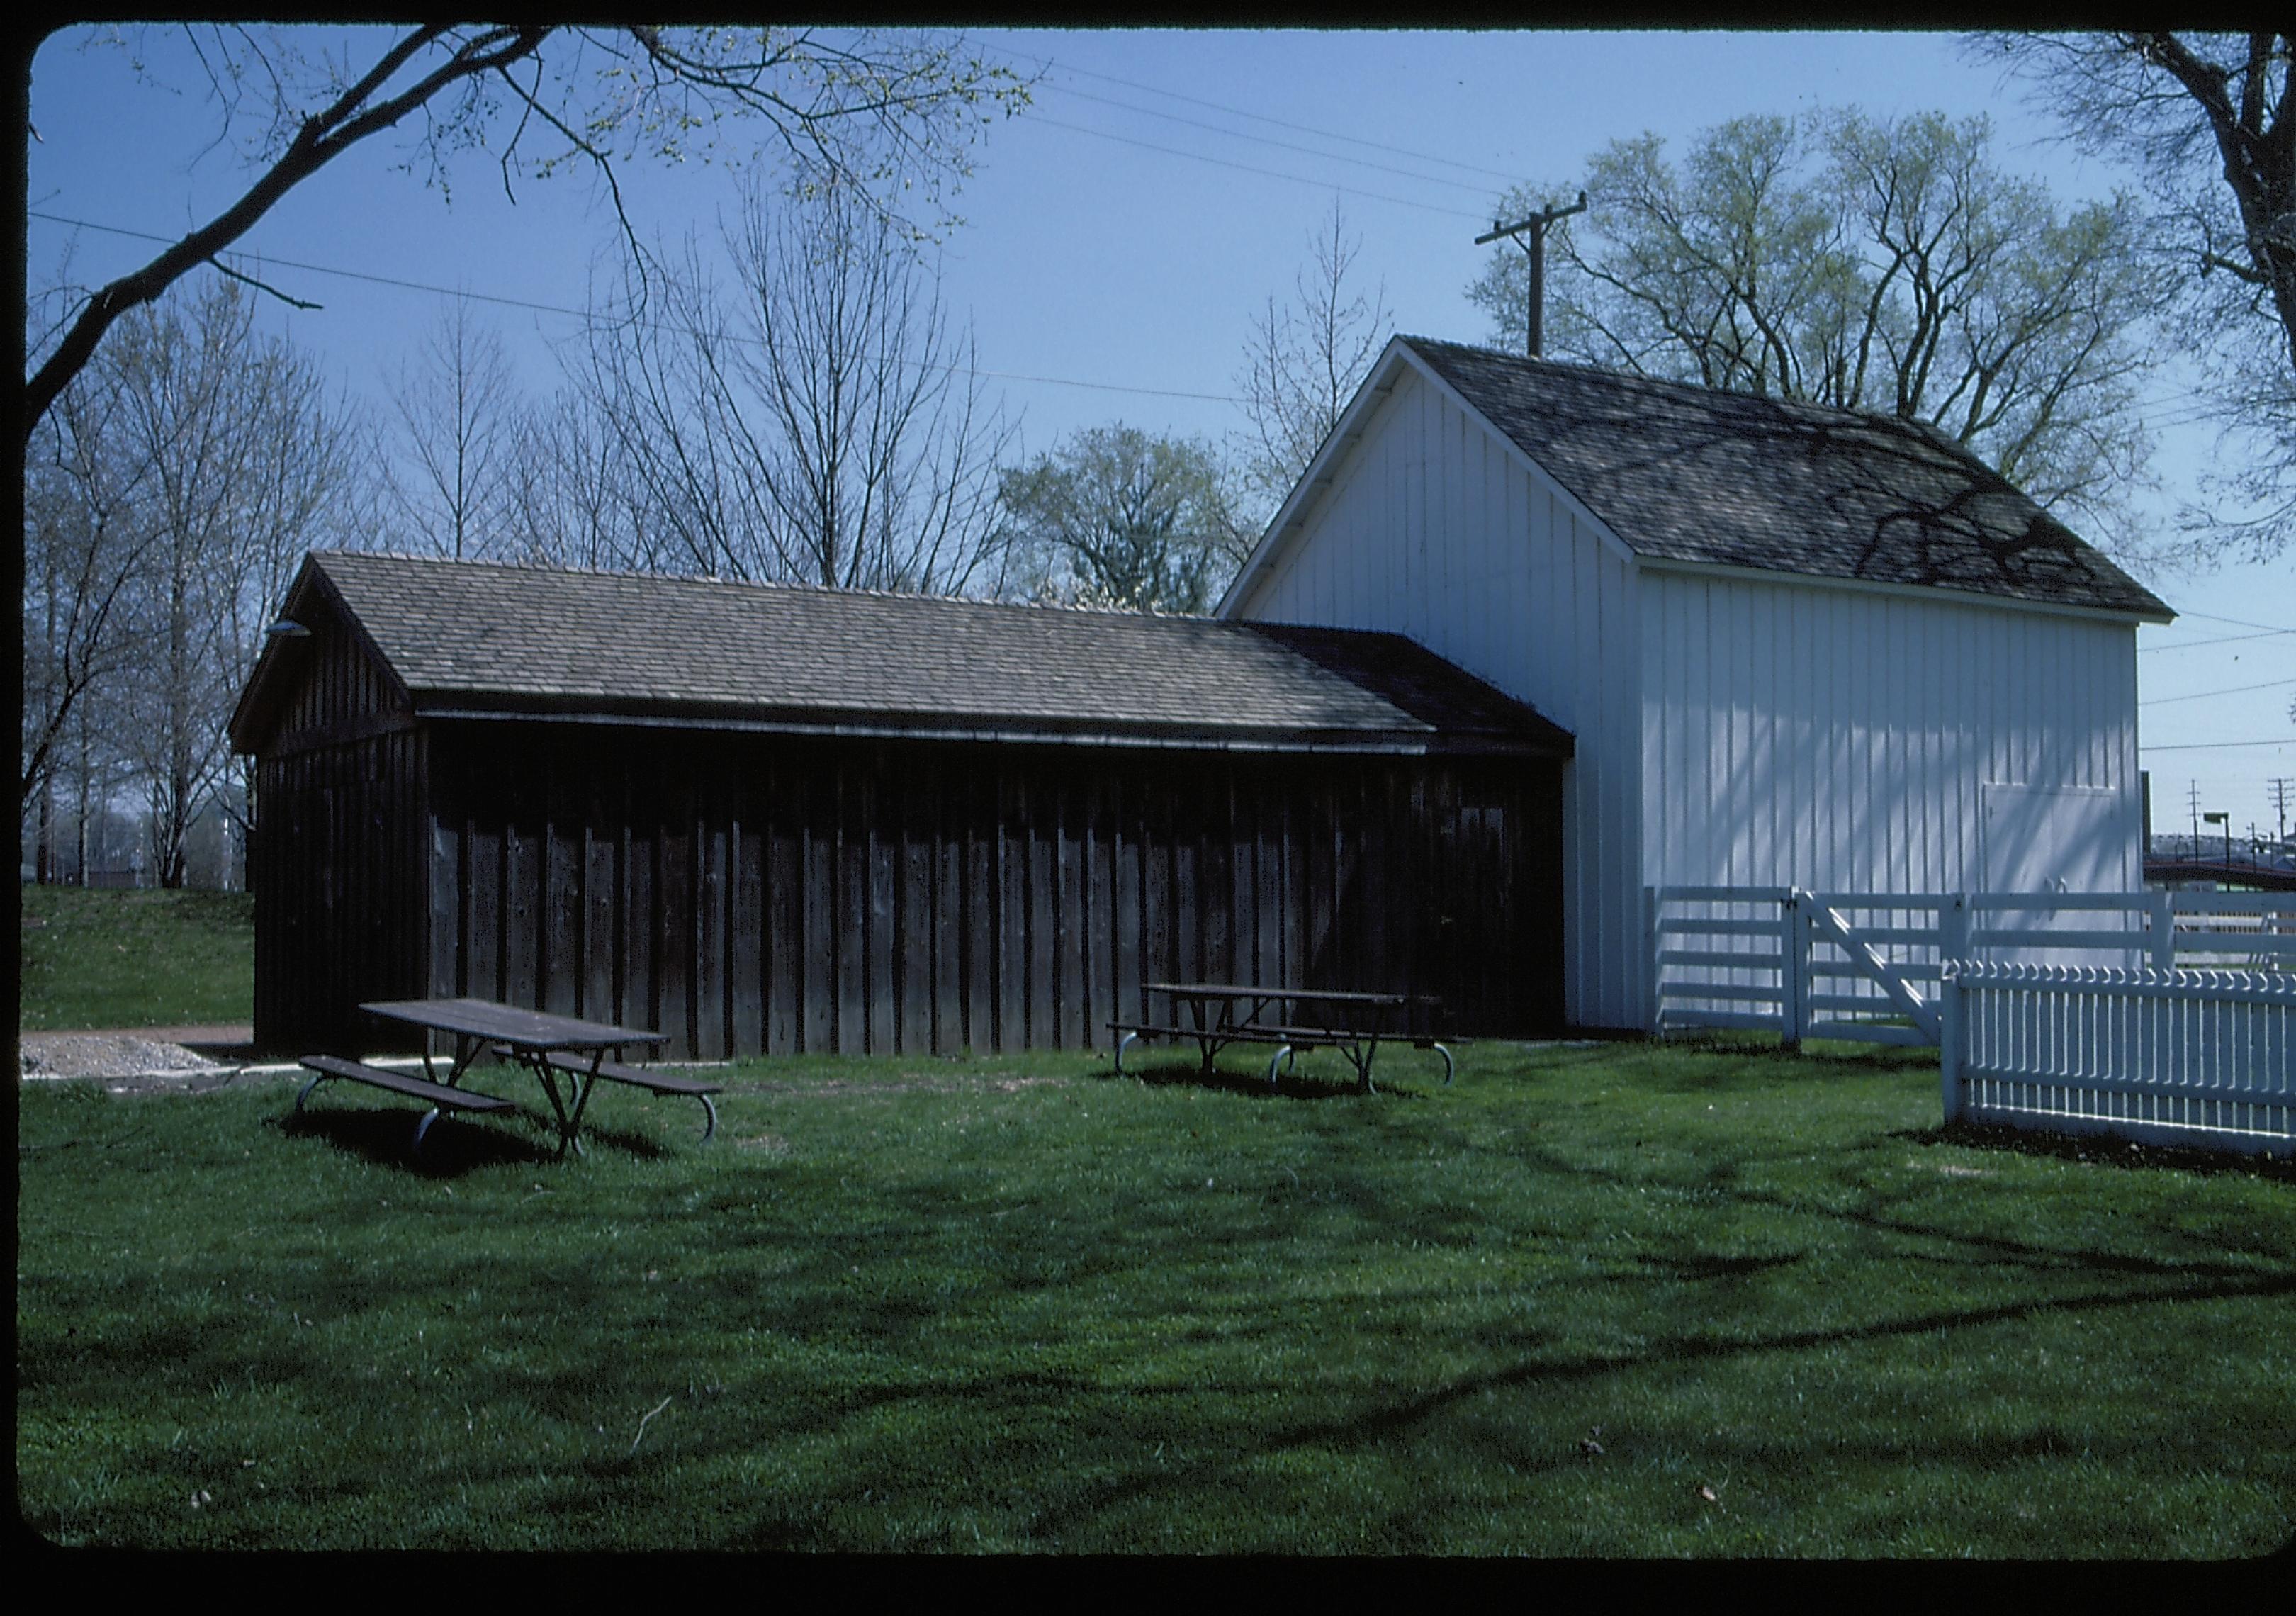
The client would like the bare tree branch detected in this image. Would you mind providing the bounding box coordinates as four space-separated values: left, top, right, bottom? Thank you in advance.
25 25 1035 444
203 255 322 311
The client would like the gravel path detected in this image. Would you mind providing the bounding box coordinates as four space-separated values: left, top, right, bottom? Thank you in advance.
18 1026 276 1094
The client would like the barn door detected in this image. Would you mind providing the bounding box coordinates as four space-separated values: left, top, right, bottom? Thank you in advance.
1980 782 2139 963
1980 782 2132 893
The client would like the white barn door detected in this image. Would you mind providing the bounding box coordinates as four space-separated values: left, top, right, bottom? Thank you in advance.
1980 783 2132 892
1981 782 2139 963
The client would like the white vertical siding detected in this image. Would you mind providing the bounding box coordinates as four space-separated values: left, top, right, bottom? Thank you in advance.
1229 362 2145 1032
1637 568 2144 899
1234 366 1646 1028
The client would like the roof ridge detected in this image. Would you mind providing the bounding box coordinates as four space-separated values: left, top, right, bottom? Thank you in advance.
308 548 1244 627
1397 333 1957 440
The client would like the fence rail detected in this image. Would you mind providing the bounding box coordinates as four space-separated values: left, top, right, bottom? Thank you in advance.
1648 887 2293 1048
1940 963 2294 1157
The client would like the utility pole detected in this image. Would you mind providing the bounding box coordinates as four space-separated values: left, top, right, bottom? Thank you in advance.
2188 778 2202 846
1475 192 1588 359
2270 777 2290 843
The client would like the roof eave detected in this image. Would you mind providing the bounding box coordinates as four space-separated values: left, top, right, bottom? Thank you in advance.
227 554 422 755
1217 336 1647 621
1634 553 2176 626
410 694 1572 759
1215 337 1420 620
226 558 324 754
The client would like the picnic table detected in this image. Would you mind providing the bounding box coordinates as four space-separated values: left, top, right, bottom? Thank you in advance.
1109 982 1453 1094
293 998 711 1161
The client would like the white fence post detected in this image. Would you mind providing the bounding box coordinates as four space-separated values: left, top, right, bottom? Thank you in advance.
2148 888 2175 970
1938 963 1964 1123
1644 885 1662 1038
1939 892 1969 972
1781 889 1805 1053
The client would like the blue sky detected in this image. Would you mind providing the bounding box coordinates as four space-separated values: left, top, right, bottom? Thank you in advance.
26 25 2294 834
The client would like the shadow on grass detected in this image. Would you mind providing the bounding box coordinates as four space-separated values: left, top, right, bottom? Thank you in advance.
1021 1262 2296 1546
1900 1121 2296 1184
565 1121 683 1162
271 1085 697 1172
272 1104 558 1176
1110 1058 1424 1103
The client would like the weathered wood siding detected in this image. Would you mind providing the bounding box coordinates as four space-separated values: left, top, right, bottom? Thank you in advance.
249 622 427 1053
1638 566 2144 895
1229 361 1641 1029
419 722 1565 1060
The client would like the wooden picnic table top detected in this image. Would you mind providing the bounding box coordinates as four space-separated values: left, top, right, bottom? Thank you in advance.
1144 982 1433 1006
360 997 668 1053
1119 985 1453 1093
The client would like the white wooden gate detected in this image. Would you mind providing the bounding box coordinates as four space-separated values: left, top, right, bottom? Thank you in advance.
1647 887 2294 1048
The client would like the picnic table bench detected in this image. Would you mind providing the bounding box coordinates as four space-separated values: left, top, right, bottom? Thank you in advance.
293 1055 518 1163
1109 983 1454 1094
289 999 675 1161
532 1051 722 1142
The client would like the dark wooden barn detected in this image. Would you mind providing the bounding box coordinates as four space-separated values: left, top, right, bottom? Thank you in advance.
228 552 1574 1060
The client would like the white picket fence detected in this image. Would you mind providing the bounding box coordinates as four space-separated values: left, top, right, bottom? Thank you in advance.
1646 886 2295 1048
1646 885 2295 1157
1940 963 2295 1157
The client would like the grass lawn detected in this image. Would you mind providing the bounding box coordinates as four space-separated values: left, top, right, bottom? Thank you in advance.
16 1037 2295 1554
18 885 256 1030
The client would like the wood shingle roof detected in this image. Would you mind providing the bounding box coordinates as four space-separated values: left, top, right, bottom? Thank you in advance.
230 551 1572 757
1403 337 2171 619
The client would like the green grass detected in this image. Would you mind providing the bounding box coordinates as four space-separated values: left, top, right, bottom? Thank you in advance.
18 885 256 1030
17 1039 2295 1554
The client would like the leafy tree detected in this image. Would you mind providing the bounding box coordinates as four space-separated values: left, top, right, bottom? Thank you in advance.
1972 32 2295 561
23 23 1034 442
1234 200 1392 517
997 427 1249 614
1468 109 2169 552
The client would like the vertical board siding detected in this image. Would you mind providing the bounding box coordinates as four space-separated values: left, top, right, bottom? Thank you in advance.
393 723 1565 1060
1637 571 2145 903
1234 364 1638 1028
250 622 424 1055
252 727 428 1054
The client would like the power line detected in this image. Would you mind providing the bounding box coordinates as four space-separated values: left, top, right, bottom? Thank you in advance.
1036 81 1499 199
2139 629 2295 652
1003 46 1531 186
1017 113 1489 221
2141 676 2296 705
27 208 1253 405
2144 737 2295 751
2175 610 2295 634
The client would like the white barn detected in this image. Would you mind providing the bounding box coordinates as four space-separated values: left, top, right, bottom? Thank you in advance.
1218 336 2174 1032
